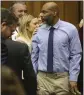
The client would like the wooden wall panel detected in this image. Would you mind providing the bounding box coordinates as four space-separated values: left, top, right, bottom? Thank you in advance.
55 1 65 20
1 1 82 26
1 1 12 8
26 2 33 15
64 1 79 26
32 1 42 17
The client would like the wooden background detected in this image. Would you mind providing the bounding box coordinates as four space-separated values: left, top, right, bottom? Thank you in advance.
1 1 83 27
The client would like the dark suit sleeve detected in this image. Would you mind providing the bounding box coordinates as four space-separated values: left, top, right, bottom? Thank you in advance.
21 44 37 95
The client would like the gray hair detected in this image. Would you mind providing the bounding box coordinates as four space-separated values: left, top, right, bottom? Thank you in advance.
9 1 26 13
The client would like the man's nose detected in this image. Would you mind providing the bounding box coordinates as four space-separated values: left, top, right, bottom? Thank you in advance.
21 11 26 16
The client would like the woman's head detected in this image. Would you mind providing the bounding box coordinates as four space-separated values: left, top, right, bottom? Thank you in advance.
29 17 39 33
18 14 39 39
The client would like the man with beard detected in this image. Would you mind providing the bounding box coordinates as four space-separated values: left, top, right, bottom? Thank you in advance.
31 2 82 95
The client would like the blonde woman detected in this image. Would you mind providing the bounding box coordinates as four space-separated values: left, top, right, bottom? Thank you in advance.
16 14 39 52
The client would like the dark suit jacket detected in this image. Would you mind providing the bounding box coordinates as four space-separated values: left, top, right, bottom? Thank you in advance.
1 36 8 64
78 26 83 94
5 39 37 95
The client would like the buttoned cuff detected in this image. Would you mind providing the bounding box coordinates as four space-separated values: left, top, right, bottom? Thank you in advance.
69 74 78 81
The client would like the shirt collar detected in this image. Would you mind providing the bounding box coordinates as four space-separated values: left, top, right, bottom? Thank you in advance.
53 19 60 29
41 19 60 30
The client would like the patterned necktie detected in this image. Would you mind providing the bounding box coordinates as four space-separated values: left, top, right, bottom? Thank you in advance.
47 27 55 72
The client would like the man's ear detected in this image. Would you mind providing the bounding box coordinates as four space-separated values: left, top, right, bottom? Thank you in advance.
54 12 57 16
1 22 7 27
1 22 7 32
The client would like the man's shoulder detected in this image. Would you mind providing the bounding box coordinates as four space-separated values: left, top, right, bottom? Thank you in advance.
5 39 28 49
58 20 78 38
60 20 76 29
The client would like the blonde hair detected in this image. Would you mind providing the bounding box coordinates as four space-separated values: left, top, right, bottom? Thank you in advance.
79 19 83 28
17 14 34 40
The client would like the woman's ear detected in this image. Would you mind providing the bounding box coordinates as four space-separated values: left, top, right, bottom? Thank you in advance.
26 25 30 31
26 22 31 30
26 22 29 27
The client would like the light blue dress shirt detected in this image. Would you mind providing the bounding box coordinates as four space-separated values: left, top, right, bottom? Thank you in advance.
31 19 82 81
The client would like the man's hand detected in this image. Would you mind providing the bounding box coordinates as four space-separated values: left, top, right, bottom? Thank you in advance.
69 81 81 95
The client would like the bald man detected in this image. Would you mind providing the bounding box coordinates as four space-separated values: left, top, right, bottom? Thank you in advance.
31 2 82 95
